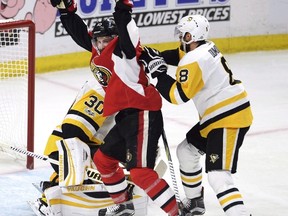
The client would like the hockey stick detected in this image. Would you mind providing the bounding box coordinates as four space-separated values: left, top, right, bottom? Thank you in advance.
161 129 185 214
0 142 59 165
1 142 167 186
0 142 104 183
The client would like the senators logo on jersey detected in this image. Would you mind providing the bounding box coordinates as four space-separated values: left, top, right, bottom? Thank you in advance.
90 63 112 87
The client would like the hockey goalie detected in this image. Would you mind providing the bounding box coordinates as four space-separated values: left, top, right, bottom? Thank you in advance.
29 137 149 216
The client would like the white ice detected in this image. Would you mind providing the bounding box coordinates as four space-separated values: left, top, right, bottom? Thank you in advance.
0 50 288 216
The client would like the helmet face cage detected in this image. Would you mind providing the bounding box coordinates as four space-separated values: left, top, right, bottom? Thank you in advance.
175 15 210 45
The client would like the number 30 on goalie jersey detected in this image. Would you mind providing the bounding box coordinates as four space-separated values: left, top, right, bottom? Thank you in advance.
44 79 116 157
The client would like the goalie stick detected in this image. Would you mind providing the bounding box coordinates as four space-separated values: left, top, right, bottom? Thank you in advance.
0 142 59 165
161 129 186 215
0 142 167 187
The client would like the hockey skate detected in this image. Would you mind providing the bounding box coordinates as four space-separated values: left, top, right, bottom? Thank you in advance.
98 200 135 216
98 185 135 216
181 188 205 215
28 197 52 216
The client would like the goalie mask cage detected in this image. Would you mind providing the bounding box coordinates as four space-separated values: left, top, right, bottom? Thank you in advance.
0 19 35 169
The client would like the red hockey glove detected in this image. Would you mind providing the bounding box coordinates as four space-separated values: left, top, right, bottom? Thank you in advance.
115 0 133 7
62 0 77 13
115 0 133 11
139 46 168 79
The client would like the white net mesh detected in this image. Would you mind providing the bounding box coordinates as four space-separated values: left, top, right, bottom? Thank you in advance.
0 20 30 160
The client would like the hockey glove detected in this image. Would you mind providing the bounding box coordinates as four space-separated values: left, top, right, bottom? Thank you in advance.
50 0 77 14
50 0 61 7
115 0 134 11
139 46 168 78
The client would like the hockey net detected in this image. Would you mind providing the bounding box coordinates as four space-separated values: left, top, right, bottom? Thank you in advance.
0 19 35 169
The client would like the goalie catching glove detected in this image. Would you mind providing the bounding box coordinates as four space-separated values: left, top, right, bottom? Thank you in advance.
139 46 168 78
50 0 77 14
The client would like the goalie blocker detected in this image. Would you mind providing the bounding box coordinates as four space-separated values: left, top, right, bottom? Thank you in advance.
57 137 92 187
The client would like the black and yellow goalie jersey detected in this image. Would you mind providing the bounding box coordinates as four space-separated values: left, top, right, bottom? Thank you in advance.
44 79 115 156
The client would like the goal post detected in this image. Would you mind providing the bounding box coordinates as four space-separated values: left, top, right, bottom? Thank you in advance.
0 19 35 169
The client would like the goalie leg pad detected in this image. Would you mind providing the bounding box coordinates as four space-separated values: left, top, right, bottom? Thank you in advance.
42 184 148 216
56 137 91 187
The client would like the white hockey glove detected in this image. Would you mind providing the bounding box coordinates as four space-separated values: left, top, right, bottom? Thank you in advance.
139 46 168 78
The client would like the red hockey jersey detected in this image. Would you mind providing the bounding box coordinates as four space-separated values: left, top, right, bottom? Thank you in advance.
59 4 162 117
89 8 162 116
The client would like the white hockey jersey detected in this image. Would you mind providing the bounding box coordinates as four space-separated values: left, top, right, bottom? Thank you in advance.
157 41 253 137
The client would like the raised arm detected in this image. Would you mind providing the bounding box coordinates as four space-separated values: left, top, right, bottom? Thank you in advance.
113 0 139 59
51 0 93 52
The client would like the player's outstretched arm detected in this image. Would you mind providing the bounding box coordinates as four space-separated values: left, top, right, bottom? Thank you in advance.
50 0 93 52
113 0 139 59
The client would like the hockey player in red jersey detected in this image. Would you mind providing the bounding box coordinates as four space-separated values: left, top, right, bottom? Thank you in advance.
50 0 179 215
140 15 253 216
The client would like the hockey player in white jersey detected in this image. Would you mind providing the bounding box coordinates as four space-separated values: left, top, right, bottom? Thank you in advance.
140 15 253 216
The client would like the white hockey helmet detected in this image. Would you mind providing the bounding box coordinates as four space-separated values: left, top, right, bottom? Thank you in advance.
175 15 210 44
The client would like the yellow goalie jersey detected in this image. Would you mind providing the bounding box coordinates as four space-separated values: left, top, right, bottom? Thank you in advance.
158 41 253 137
44 79 115 156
